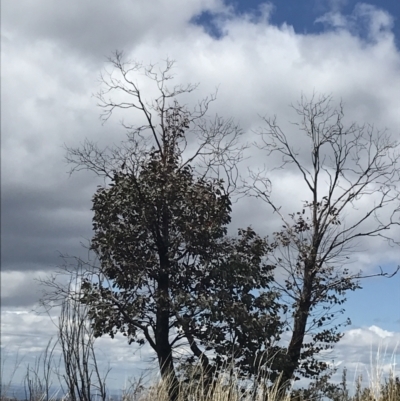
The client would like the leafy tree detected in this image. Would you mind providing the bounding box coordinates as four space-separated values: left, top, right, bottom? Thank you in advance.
250 94 400 386
65 52 284 400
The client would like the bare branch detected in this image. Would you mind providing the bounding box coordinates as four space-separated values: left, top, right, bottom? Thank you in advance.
249 93 400 386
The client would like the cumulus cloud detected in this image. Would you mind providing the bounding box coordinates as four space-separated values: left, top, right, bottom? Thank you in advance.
0 305 156 392
329 326 400 388
2 307 398 392
2 271 49 307
1 0 399 390
316 3 394 42
1 0 226 63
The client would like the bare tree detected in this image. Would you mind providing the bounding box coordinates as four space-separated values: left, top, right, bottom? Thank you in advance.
66 51 245 193
41 266 110 401
250 93 400 386
56 270 110 401
23 338 58 401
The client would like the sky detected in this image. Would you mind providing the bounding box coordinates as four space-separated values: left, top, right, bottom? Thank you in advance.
1 0 400 395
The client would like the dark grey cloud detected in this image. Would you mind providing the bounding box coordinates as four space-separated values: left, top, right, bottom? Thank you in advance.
2 0 400 315
1 2 400 394
12 3 139 62
1 0 219 63
1 182 93 267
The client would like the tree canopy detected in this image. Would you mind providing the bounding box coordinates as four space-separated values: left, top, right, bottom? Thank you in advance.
65 53 286 400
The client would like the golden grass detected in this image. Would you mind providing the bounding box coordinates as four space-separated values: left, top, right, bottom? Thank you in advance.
1 348 399 401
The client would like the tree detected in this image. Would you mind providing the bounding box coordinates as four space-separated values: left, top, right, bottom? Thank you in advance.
40 267 110 401
65 52 284 400
250 94 400 386
57 273 109 401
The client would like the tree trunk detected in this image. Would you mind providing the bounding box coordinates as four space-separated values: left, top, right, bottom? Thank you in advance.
181 321 217 394
155 272 179 401
280 262 314 388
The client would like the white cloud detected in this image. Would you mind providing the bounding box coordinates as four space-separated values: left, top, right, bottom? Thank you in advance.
0 305 157 392
330 326 400 388
316 3 394 43
1 0 226 62
2 306 399 392
1 0 399 391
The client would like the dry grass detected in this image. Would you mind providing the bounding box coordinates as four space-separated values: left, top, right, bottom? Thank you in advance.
116 366 290 401
1 349 399 401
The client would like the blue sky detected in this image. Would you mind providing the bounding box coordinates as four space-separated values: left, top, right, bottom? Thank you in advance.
1 0 400 395
195 0 400 44
193 0 400 334
346 268 400 331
